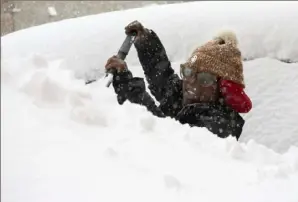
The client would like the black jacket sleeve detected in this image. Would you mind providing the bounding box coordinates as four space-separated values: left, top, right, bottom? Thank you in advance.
111 29 183 118
112 69 165 118
133 29 184 117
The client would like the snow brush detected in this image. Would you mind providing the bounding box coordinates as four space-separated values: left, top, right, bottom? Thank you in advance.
85 34 136 86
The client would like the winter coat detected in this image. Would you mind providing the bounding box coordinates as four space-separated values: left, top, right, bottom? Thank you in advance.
111 30 251 140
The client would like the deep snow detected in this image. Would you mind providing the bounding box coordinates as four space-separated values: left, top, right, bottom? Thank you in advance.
1 1 298 202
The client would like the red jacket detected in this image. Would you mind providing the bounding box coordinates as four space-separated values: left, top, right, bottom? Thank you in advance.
219 80 252 113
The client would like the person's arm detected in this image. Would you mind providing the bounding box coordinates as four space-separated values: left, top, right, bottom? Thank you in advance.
219 79 252 113
125 21 182 103
106 56 165 118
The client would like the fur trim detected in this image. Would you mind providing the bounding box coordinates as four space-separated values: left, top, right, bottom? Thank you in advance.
214 30 238 46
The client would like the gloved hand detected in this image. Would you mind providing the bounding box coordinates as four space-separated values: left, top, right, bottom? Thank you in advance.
105 55 127 73
125 20 147 42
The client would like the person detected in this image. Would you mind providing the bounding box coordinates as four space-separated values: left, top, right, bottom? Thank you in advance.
105 20 252 140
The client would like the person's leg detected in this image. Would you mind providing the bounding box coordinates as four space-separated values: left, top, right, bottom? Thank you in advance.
203 105 245 140
175 103 245 140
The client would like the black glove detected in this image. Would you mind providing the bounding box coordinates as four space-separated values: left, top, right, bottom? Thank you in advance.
125 20 148 43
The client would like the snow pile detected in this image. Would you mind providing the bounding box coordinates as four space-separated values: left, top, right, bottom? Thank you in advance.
241 58 298 152
1 1 298 202
2 1 298 79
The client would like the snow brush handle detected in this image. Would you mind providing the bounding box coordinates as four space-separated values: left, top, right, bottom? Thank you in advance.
105 34 136 88
85 34 136 86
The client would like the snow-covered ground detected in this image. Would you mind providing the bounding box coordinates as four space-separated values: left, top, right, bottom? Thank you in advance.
1 1 298 202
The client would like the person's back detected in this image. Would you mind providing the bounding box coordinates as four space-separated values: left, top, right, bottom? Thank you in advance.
104 21 252 140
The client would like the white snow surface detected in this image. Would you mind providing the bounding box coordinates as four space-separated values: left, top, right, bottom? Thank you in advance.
1 1 298 202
